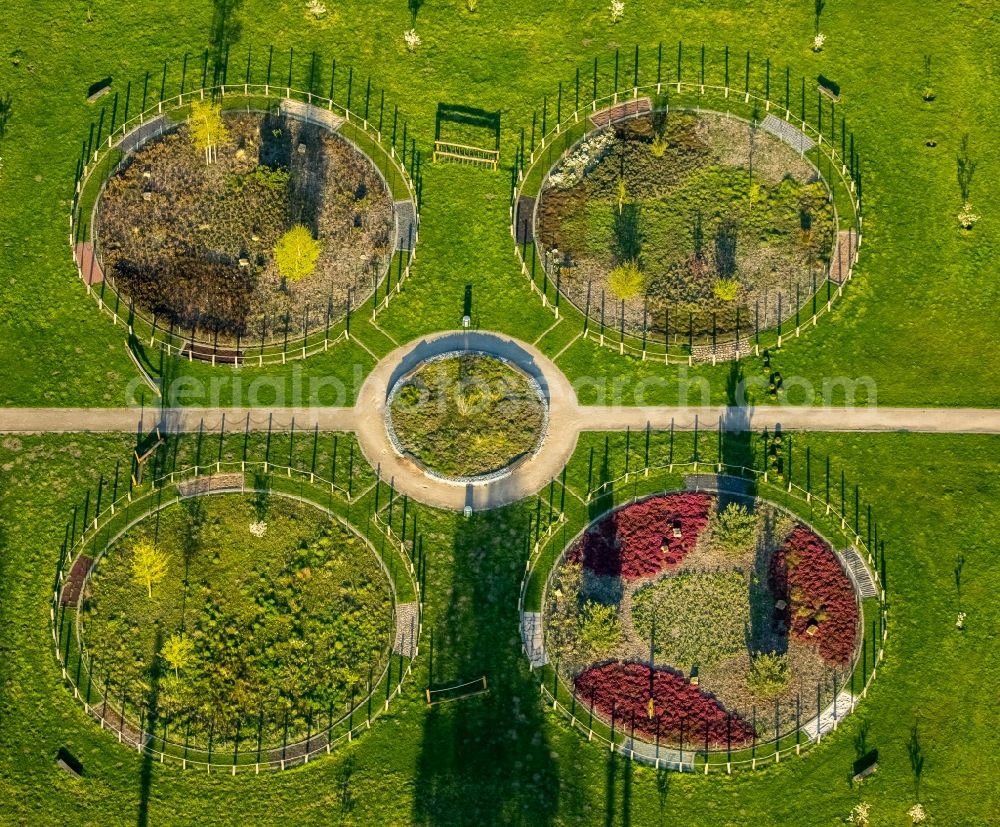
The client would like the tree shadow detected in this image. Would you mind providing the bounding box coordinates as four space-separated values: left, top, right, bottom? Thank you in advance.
0 92 11 138
956 134 976 202
210 0 244 78
748 507 789 656
908 721 925 801
408 0 424 26
603 751 617 827
137 628 164 827
720 360 755 481
655 766 670 825
412 507 560 826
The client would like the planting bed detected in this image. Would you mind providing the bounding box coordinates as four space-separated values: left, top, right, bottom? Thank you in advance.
75 492 394 755
535 111 837 338
95 111 394 341
544 491 861 748
387 352 547 480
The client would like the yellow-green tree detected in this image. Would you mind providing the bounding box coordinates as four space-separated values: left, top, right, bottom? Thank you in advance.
161 632 195 678
608 260 645 301
188 100 228 164
131 540 168 598
274 225 322 284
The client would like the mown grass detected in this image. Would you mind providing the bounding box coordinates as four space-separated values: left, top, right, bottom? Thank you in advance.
2 1 999 406
2 431 999 825
1 1 999 826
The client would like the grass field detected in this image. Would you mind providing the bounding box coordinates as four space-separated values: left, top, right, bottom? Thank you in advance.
2 430 999 825
1 1 999 406
1 2 999 826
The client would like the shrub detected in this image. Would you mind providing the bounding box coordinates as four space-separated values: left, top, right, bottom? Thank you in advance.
709 502 758 556
768 526 858 664
188 100 228 163
713 217 739 280
404 29 422 51
632 571 748 665
746 652 789 697
608 260 645 301
306 0 327 18
546 563 587 667
161 633 194 678
574 662 754 746
568 493 712 579
274 224 322 283
397 383 424 407
579 601 622 656
713 277 739 302
958 202 979 230
849 802 870 826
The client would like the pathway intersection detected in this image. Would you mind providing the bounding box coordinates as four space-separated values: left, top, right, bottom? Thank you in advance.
3 332 999 509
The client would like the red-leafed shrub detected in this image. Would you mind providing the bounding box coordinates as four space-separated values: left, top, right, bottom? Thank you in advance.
568 493 711 579
574 661 755 747
769 526 859 664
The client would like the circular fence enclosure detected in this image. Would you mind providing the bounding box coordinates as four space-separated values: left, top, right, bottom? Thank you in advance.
53 466 421 771
520 470 886 773
513 80 862 364
72 85 419 366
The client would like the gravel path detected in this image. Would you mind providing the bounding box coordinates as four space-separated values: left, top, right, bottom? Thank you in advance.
2 331 1000 510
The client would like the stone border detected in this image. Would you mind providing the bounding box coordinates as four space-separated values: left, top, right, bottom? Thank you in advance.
354 330 580 512
383 349 551 486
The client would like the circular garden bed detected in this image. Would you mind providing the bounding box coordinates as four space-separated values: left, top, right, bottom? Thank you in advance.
543 491 861 751
535 110 837 338
77 492 395 758
96 109 395 343
386 352 547 481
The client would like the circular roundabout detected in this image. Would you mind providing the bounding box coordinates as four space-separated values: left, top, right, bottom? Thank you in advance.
355 330 580 511
386 351 548 483
527 487 880 768
55 475 419 770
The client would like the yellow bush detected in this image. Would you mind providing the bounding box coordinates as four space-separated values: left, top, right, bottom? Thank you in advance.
608 260 645 300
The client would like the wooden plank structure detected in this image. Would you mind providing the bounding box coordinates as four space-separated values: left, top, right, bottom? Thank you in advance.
432 141 500 169
131 426 164 486
60 555 94 606
589 96 652 128
425 676 489 706
433 103 501 170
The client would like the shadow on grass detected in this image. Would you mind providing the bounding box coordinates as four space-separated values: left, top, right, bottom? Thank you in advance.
412 507 561 826
210 0 244 81
720 360 755 478
0 92 11 138
137 628 164 827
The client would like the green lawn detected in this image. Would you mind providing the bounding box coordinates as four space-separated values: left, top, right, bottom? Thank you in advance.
2 430 999 824
2 1 1000 826
1 1 999 406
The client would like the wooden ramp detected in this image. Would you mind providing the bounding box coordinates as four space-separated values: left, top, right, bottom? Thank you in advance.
590 97 652 128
